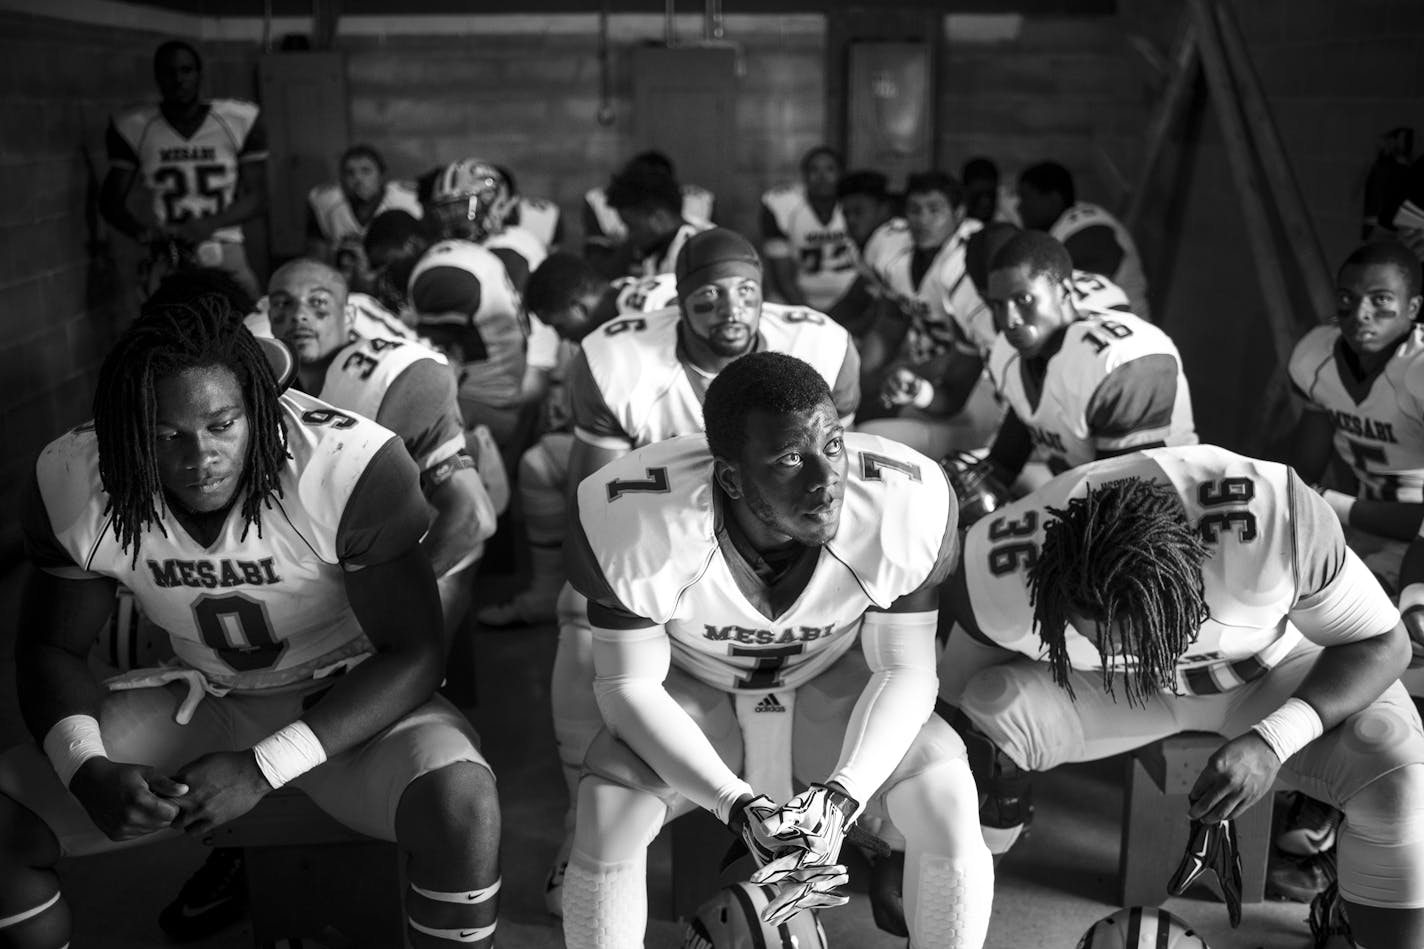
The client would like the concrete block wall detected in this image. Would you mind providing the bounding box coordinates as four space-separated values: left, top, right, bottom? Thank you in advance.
343 19 825 242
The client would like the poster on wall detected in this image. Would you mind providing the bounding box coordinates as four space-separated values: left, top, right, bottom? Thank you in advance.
847 41 932 191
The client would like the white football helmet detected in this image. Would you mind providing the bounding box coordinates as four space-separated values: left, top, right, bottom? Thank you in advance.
431 158 513 242
681 883 828 949
1076 907 1210 949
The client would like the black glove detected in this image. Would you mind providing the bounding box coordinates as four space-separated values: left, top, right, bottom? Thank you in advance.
1168 818 1243 927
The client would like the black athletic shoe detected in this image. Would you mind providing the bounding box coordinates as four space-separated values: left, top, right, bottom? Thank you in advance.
158 846 249 942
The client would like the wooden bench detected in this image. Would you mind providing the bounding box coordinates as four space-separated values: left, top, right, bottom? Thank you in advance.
1119 732 1274 906
212 787 405 949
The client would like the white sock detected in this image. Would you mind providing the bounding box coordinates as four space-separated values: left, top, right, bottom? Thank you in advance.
561 851 647 949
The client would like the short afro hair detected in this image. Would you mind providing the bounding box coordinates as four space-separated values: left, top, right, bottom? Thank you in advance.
800 145 843 177
703 352 834 462
990 230 1073 285
154 39 201 78
339 143 386 174
1018 161 1076 206
1339 240 1423 301
525 252 605 319
606 165 682 216
961 157 1000 185
905 170 964 209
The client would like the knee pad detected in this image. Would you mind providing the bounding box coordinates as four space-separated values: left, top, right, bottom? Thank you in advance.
1338 763 1424 908
909 851 993 949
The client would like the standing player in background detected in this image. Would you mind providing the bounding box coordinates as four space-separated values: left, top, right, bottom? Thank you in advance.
858 171 999 459
477 254 680 629
939 444 1424 949
542 229 860 914
604 163 712 278
583 151 715 278
1016 161 1150 321
0 298 502 949
561 352 990 949
306 144 423 284
760 146 858 312
974 232 1193 490
100 40 268 299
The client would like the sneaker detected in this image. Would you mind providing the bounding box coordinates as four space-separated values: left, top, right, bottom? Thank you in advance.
1267 851 1333 903
1277 792 1342 857
477 592 557 628
544 858 566 918
158 846 248 941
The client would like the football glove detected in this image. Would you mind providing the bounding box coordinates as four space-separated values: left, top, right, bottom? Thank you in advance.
759 862 851 926
1168 818 1244 928
726 794 787 869
940 450 1011 528
753 785 858 879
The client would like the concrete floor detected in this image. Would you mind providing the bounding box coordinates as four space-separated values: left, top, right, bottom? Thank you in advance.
0 561 1317 948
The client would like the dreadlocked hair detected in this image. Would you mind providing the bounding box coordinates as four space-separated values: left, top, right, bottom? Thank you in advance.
96 294 288 564
1027 476 1210 707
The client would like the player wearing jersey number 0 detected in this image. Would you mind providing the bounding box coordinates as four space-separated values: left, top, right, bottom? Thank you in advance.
0 298 501 949
938 444 1424 949
561 352 991 949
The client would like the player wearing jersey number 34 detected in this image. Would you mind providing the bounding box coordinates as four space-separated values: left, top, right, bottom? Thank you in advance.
0 297 501 949
561 352 991 949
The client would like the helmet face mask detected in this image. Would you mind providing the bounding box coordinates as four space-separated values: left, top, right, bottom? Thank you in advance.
1076 907 1210 949
432 159 510 242
682 883 827 949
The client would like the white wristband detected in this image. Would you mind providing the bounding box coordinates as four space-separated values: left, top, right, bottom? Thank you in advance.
911 377 935 409
1400 582 1424 615
252 720 327 790
1250 697 1324 763
43 714 108 788
1319 488 1356 526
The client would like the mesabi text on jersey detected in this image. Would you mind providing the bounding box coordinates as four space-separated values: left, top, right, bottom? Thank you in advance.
702 623 836 645
147 557 282 589
158 146 218 163
1329 409 1398 444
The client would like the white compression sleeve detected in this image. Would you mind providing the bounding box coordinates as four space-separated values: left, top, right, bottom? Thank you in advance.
827 610 940 807
591 625 752 821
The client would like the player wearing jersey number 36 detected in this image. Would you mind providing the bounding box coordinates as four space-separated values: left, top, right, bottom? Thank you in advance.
0 296 501 949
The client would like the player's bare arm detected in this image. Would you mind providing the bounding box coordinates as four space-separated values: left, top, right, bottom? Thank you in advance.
985 409 1035 484
423 466 497 577
17 569 187 840
171 159 267 245
98 163 154 244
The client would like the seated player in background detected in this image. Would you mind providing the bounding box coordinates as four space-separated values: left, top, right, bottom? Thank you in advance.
561 351 991 949
1016 160 1150 320
584 151 715 279
495 163 564 253
829 169 910 339
759 146 857 312
476 253 680 629
937 443 1424 949
0 297 502 949
604 162 712 278
973 231 1194 492
427 158 547 292
857 170 1000 459
961 157 1020 227
543 229 860 913
306 143 423 283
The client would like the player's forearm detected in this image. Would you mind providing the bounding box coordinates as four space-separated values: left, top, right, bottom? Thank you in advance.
1291 626 1410 730
422 470 497 576
98 189 149 243
16 643 110 744
987 412 1034 483
827 611 939 805
1347 500 1424 542
300 645 443 759
199 187 264 232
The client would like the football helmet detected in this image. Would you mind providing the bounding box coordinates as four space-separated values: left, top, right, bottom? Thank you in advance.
681 883 827 949
940 449 1011 528
431 158 513 242
1075 907 1210 949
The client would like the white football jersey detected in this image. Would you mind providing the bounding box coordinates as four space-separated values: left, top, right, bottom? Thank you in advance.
515 196 562 250
859 218 912 293
307 180 422 246
108 99 266 244
484 225 548 280
959 269 1133 364
761 183 859 311
961 445 1392 694
1050 202 1150 321
1288 324 1424 502
986 312 1196 473
874 218 986 363
636 221 712 278
571 303 855 450
348 292 415 342
31 390 423 691
611 272 680 313
570 433 956 691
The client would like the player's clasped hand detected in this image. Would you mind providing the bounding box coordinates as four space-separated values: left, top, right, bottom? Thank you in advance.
879 367 930 410
757 862 852 925
1185 733 1282 824
756 784 855 872
169 750 274 836
68 757 189 842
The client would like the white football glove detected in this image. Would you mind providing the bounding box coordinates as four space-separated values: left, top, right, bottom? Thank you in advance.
727 793 787 869
880 367 933 409
759 862 851 925
753 784 858 878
